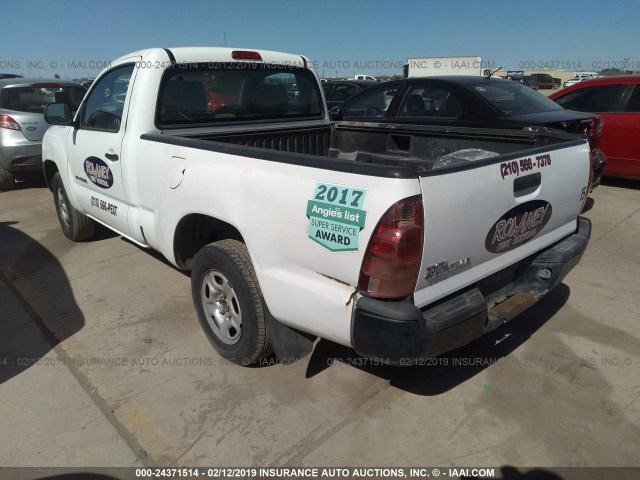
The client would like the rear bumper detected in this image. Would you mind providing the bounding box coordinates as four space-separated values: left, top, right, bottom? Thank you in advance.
0 140 42 172
352 217 591 363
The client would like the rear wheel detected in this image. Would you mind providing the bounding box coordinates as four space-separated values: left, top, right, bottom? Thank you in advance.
191 240 272 365
0 165 15 191
51 173 96 241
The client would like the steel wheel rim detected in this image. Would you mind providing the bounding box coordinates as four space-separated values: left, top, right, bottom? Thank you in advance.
57 188 70 228
201 269 242 345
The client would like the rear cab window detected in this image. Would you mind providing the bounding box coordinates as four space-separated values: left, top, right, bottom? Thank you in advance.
0 84 85 113
156 63 323 127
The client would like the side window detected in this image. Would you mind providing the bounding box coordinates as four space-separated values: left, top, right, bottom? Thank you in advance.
554 84 626 112
624 85 640 112
330 84 357 102
81 65 134 132
398 85 463 119
342 85 399 118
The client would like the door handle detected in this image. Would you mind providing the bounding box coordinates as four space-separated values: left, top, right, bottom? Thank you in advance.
105 153 119 161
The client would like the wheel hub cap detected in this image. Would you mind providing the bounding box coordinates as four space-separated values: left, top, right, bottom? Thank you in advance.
57 188 70 228
201 270 242 345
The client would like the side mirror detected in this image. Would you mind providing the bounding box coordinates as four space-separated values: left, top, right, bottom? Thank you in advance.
329 106 342 121
44 103 74 126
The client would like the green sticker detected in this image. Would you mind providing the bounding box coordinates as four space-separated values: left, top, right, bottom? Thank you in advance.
307 183 367 252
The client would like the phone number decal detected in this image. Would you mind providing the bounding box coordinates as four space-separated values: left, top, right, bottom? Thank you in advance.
500 154 551 180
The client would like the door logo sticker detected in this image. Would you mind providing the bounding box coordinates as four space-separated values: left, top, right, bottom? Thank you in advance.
307 182 367 252
486 200 552 253
84 156 113 189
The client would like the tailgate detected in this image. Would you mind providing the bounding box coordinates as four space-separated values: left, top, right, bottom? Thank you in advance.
413 139 591 308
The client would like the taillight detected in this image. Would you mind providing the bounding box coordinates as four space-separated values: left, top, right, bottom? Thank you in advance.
358 195 424 299
580 116 604 151
581 151 594 212
0 115 21 131
231 50 262 60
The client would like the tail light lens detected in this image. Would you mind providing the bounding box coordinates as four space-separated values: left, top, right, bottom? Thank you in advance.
358 195 424 299
0 115 21 131
231 50 262 60
580 116 604 151
581 151 594 212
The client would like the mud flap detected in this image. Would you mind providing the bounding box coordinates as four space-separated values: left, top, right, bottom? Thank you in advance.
265 308 316 363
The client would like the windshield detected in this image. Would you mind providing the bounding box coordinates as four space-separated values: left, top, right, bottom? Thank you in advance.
157 63 323 127
0 86 85 113
470 81 564 114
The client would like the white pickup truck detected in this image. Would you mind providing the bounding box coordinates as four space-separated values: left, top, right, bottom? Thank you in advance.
42 47 592 366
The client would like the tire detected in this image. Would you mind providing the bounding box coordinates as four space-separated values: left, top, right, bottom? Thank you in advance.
51 173 96 241
0 165 16 191
191 240 272 365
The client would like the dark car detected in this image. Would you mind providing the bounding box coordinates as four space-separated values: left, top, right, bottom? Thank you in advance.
322 80 378 109
505 74 538 90
550 75 640 178
0 74 23 80
519 75 539 90
330 76 607 186
529 73 557 89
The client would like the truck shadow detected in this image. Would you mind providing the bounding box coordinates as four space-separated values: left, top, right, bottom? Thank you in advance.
469 466 638 480
0 222 85 385
120 237 191 277
468 467 562 479
306 284 570 396
581 196 595 214
32 474 123 480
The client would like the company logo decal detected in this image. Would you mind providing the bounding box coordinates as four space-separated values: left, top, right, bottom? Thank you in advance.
485 200 552 253
84 156 113 189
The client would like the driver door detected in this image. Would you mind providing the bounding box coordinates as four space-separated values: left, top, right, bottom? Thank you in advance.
68 61 137 235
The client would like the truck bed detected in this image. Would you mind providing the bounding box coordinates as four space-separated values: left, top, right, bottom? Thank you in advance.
157 121 582 174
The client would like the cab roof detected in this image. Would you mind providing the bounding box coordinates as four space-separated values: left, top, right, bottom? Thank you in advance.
113 47 311 69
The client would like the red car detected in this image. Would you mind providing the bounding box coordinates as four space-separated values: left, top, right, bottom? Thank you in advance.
550 76 640 178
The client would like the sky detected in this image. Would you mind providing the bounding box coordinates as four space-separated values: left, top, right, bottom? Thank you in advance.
3 0 640 79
